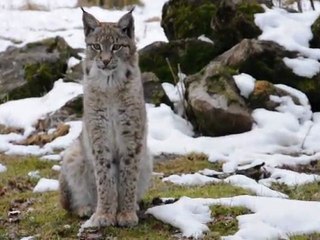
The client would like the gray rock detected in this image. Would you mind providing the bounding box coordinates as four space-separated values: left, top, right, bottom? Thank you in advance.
0 36 79 103
216 38 320 111
186 62 253 136
141 72 173 107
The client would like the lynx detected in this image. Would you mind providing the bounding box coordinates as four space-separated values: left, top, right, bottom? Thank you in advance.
59 8 152 228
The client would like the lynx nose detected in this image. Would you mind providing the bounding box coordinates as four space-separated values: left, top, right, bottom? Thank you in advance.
102 59 111 66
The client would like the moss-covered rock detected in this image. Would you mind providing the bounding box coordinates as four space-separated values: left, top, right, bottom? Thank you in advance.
0 36 79 103
186 62 253 136
309 15 320 48
211 0 264 53
46 95 84 129
216 39 320 111
161 0 263 53
246 80 300 110
161 0 217 41
139 39 220 84
141 72 173 107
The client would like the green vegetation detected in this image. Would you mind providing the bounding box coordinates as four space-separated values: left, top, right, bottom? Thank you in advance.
271 182 320 201
1 153 320 239
0 153 248 239
291 233 320 240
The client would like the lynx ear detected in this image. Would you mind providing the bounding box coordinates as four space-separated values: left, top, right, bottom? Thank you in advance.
117 7 135 39
81 7 100 37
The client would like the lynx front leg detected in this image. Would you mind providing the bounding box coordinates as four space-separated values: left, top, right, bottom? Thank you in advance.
85 130 118 228
116 139 143 227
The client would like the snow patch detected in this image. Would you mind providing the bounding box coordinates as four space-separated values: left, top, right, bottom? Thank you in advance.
0 163 7 173
225 175 288 198
146 197 212 239
283 57 320 78
52 165 61 171
0 79 82 135
233 73 256 98
33 178 59 192
163 173 221 186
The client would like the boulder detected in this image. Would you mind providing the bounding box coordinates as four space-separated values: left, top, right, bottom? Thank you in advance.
139 39 218 84
141 72 173 107
43 95 83 130
210 0 264 53
161 0 263 53
186 62 253 136
310 15 320 48
216 38 320 111
0 36 79 103
247 80 300 110
161 0 216 41
65 61 84 82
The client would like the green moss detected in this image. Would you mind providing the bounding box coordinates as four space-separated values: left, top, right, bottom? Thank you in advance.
291 233 320 239
208 205 250 238
206 67 241 106
162 0 216 41
4 37 77 101
310 16 320 48
146 179 250 202
8 61 66 100
139 39 220 84
154 152 222 175
211 2 264 53
271 182 320 201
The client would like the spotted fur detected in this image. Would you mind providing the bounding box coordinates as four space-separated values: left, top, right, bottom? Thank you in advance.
59 8 152 228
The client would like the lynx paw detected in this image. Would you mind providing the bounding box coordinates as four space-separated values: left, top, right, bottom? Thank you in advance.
75 206 94 218
116 211 138 227
82 212 116 228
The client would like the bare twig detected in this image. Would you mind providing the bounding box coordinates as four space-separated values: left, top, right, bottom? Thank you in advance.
165 57 178 84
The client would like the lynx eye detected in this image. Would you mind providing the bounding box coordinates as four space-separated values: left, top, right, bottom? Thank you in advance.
90 44 101 51
112 44 122 51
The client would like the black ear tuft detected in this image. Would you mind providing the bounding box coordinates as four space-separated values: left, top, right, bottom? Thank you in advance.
81 7 100 37
118 8 135 39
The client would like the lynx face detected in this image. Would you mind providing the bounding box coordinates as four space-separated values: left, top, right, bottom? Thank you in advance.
82 8 136 74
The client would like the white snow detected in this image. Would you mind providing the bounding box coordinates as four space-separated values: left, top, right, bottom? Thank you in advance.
28 170 40 179
147 195 320 239
67 56 81 70
41 154 61 161
0 79 82 136
214 195 320 239
20 237 35 240
283 57 320 78
163 173 221 186
162 172 288 198
0 163 7 173
233 73 256 98
225 175 288 198
33 178 59 193
260 167 320 186
52 165 61 171
0 1 167 52
146 197 212 239
255 7 320 59
198 34 214 44
43 121 82 152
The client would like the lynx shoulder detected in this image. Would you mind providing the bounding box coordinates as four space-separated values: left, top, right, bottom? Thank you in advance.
59 7 152 228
